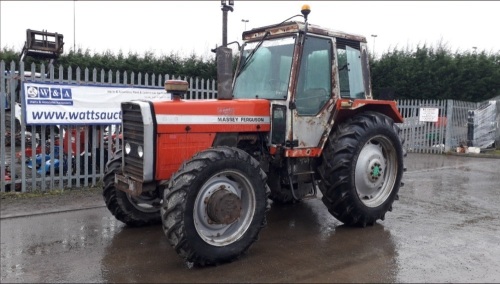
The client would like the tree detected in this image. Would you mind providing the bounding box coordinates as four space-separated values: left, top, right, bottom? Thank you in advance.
0 47 217 83
370 44 500 102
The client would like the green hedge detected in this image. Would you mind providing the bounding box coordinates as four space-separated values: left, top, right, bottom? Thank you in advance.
0 47 216 81
371 45 500 102
2 44 499 102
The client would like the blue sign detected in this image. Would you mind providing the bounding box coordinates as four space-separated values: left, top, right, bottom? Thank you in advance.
26 85 74 106
39 87 50 98
50 88 62 99
62 88 72 99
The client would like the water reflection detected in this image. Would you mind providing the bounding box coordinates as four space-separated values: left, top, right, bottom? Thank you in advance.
0 210 121 283
101 197 398 283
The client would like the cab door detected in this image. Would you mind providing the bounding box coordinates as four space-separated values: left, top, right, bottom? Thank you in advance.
288 35 334 154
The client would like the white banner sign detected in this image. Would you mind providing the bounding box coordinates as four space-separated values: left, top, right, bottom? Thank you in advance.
419 107 439 122
23 82 171 124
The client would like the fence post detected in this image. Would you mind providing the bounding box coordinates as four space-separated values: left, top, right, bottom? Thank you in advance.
467 110 474 146
410 99 417 153
0 60 5 192
496 100 500 150
445 99 453 152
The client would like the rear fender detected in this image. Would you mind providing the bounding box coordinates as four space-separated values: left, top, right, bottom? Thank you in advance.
333 99 404 126
314 99 403 155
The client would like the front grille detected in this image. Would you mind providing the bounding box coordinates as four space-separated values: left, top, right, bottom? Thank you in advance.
122 102 144 180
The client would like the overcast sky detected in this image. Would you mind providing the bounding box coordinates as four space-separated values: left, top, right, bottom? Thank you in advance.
1 1 499 59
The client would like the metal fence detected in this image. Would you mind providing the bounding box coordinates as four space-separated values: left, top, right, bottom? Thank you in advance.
1 61 497 192
396 99 483 154
397 99 499 154
1 61 216 193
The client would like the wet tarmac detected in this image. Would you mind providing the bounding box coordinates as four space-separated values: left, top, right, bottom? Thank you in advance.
1 153 500 283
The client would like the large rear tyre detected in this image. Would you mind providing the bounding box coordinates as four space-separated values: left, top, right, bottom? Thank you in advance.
318 112 404 227
162 147 270 266
103 150 161 227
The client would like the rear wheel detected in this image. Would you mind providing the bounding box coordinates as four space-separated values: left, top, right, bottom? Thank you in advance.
103 150 161 226
162 147 270 266
318 112 404 227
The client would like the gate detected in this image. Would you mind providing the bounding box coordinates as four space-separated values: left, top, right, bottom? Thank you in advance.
396 99 483 154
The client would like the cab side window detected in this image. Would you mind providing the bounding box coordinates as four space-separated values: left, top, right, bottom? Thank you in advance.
337 42 365 99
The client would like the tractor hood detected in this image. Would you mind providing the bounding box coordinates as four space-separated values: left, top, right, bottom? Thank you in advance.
152 99 271 133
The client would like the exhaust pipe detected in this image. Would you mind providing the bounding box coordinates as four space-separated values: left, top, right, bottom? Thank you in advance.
216 46 233 100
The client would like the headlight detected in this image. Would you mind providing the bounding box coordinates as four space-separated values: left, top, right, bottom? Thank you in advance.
125 143 131 154
137 145 144 158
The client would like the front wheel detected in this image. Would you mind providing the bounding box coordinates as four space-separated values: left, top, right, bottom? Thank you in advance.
162 147 270 266
102 150 161 226
318 112 404 227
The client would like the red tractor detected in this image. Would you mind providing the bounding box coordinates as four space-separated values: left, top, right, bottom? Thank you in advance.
103 5 405 266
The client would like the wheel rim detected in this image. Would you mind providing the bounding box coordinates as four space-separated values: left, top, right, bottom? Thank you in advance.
127 192 161 213
354 135 398 208
193 170 256 246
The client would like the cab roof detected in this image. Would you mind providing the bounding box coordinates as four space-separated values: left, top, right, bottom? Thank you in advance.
242 21 366 43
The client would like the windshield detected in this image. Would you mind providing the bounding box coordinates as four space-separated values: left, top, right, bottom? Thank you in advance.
233 36 295 100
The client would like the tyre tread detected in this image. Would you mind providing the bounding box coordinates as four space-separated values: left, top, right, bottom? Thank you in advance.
102 150 161 227
162 146 270 266
318 112 405 226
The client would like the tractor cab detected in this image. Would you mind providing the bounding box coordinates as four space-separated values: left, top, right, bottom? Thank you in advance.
234 21 371 103
230 12 375 153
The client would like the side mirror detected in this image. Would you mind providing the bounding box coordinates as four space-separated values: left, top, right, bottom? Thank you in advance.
216 47 233 100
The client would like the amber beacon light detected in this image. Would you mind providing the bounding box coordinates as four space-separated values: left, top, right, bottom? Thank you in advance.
301 4 311 21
